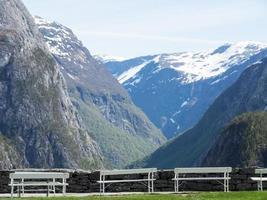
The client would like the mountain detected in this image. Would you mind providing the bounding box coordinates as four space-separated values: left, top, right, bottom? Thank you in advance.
0 0 103 169
35 17 166 168
141 57 267 168
202 112 267 168
94 54 126 63
102 43 267 138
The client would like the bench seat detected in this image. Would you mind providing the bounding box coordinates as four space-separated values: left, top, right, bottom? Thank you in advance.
98 178 156 183
172 177 231 181
9 182 69 186
251 177 267 181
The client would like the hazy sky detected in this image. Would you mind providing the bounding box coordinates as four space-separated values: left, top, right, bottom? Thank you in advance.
22 0 267 58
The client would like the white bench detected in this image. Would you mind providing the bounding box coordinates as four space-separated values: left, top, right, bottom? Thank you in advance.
251 169 267 191
173 167 232 192
9 172 69 198
97 168 157 194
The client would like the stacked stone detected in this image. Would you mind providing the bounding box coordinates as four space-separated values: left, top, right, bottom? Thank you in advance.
0 171 10 193
230 168 258 191
0 168 265 193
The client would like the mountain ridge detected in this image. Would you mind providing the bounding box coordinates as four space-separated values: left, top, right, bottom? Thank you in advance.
101 42 267 138
141 57 267 168
35 16 166 168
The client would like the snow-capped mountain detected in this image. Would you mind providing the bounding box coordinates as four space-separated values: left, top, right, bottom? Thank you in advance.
35 16 166 168
102 42 267 138
142 57 267 168
34 16 124 94
94 54 127 63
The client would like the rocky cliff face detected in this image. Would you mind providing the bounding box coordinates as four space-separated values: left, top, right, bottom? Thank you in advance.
0 0 103 169
142 57 267 168
35 17 166 168
202 112 267 167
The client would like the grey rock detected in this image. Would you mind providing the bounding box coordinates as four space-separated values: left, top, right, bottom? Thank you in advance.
0 0 103 169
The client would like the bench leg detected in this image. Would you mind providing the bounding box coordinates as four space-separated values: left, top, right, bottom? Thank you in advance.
18 186 21 198
103 182 105 194
99 182 105 195
47 185 49 197
11 185 14 198
152 180 154 193
53 185 56 196
63 185 66 196
227 178 230 192
257 181 263 191
174 180 179 193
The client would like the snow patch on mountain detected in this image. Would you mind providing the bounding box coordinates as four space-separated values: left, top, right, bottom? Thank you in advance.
181 101 188 108
94 54 127 63
111 41 267 86
34 16 84 62
170 118 175 124
118 60 152 84
159 41 267 84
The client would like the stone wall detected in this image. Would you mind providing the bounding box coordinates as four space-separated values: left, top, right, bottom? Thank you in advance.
0 168 265 193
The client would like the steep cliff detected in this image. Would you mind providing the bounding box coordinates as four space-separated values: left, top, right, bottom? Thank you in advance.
0 0 103 169
35 17 166 168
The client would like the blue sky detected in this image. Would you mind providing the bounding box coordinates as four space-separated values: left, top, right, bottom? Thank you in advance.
23 0 267 58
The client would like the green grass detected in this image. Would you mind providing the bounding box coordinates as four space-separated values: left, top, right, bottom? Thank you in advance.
2 192 267 200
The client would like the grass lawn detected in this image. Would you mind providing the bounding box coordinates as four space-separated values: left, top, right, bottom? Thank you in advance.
1 192 267 200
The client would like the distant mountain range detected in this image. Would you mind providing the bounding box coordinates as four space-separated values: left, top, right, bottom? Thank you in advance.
140 57 267 168
99 43 267 138
35 16 166 169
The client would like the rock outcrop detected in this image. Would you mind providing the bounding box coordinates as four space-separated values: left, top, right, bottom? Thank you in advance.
0 0 103 169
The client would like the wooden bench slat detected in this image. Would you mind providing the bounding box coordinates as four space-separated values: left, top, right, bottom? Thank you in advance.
251 177 267 181
172 177 231 181
100 168 157 176
98 179 156 183
174 167 232 174
9 182 68 186
10 172 69 179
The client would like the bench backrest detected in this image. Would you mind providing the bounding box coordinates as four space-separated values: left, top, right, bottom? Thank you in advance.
10 172 69 179
255 169 267 174
100 168 157 176
174 167 232 174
